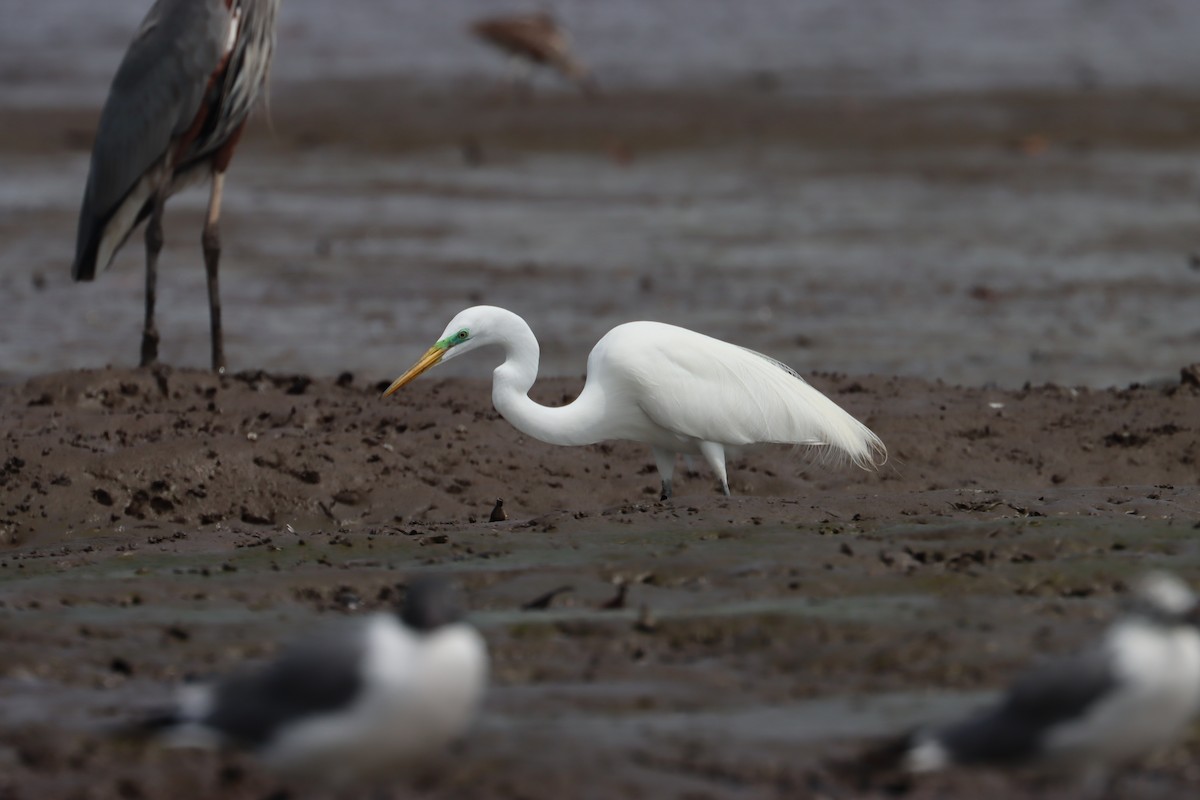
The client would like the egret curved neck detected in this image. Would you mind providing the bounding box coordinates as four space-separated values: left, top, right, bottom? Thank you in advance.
490 325 600 447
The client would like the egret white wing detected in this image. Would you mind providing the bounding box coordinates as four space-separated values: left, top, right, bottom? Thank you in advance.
601 322 884 467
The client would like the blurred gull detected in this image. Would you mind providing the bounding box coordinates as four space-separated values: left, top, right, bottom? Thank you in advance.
139 576 487 785
861 571 1200 794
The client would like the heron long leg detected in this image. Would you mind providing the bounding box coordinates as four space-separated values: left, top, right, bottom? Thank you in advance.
698 441 730 496
652 447 676 501
140 190 166 367
202 170 226 373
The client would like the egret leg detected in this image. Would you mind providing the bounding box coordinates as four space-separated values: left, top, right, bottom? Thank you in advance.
202 170 226 373
652 448 676 501
698 441 730 496
140 191 166 367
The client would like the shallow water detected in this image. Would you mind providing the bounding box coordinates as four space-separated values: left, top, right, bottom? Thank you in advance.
5 0 1200 105
3 1 1200 388
4 142 1199 387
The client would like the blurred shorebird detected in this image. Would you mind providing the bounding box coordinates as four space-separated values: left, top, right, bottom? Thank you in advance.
73 0 280 373
854 571 1200 795
470 12 595 96
136 576 488 784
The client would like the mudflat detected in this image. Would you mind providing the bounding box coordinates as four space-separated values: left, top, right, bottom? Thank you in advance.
5 2 1200 794
1 365 1198 798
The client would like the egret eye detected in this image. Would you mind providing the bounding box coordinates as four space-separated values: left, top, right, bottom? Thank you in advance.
456 330 469 340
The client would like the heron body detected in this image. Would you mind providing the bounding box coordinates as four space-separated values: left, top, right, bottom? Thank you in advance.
471 12 594 94
143 577 488 784
384 306 885 499
73 0 279 372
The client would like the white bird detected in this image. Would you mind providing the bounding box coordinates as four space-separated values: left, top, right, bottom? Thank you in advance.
138 576 488 785
382 306 885 499
863 571 1200 794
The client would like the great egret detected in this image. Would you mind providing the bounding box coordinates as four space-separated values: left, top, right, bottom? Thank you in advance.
137 576 487 784
383 306 885 499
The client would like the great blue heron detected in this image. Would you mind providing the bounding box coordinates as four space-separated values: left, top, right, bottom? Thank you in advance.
470 12 595 96
72 0 280 373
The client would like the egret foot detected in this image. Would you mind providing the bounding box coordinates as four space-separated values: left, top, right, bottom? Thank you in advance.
697 441 730 498
652 448 676 502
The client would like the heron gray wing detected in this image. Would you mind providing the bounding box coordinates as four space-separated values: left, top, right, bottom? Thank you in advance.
74 0 230 277
935 648 1118 765
197 0 279 164
202 620 370 747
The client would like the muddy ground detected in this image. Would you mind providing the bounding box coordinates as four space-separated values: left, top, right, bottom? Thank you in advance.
6 3 1200 794
1 364 1199 799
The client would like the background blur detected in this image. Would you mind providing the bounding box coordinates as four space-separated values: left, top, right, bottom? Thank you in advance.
2 0 1200 386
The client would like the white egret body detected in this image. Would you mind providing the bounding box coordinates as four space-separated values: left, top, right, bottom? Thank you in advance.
384 306 885 499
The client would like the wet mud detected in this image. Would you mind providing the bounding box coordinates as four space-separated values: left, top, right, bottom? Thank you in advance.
5 2 1200 796
1 367 1199 799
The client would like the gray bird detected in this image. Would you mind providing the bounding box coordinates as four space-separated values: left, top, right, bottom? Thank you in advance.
73 0 280 373
863 572 1200 794
138 576 489 784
